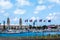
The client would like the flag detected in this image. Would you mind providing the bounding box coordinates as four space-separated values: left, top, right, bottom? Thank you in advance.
48 20 51 22
43 20 46 22
39 19 42 22
33 22 35 26
25 19 28 22
29 19 32 22
33 20 37 26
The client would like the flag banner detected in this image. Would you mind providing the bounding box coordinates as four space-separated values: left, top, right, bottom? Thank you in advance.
39 19 42 22
33 22 35 26
29 19 32 22
43 20 46 22
33 20 37 26
25 19 28 22
48 20 51 22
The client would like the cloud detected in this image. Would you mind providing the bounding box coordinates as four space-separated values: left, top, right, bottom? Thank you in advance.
15 0 32 6
34 5 46 14
46 13 54 20
46 12 60 20
33 4 55 14
14 9 26 14
38 0 44 4
0 0 13 9
53 12 60 19
48 0 60 4
35 5 46 11
33 11 39 14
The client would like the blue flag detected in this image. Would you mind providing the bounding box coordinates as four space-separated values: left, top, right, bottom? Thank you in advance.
39 19 42 22
48 20 51 22
25 19 28 22
29 19 32 22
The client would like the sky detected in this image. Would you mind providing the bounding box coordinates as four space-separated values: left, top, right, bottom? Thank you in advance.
0 0 60 26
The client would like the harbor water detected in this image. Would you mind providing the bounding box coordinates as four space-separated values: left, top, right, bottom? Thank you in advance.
0 32 60 37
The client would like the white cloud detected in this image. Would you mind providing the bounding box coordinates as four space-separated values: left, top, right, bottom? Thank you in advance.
34 5 46 14
49 13 52 15
46 12 60 20
46 13 55 20
38 0 44 4
33 11 39 14
15 0 32 6
48 0 60 4
0 0 13 9
14 9 26 14
35 5 46 11
34 4 55 14
53 12 60 19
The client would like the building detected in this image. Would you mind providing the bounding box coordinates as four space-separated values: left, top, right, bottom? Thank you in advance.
3 21 6 30
7 17 10 29
19 18 22 28
7 17 10 25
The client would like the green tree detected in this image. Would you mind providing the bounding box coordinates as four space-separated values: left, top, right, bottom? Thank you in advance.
42 25 48 30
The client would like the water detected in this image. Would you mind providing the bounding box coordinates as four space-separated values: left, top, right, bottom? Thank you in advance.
0 32 60 37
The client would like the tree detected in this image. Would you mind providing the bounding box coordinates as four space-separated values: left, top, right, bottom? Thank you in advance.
37 26 42 30
32 26 36 29
42 25 48 30
29 25 32 29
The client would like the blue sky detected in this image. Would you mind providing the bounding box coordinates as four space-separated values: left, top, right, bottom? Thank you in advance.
0 0 60 26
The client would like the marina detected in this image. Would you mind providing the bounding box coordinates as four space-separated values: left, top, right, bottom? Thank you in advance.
0 17 60 37
0 31 60 37
0 0 60 40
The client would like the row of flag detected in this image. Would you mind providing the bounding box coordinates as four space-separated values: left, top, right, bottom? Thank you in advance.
24 19 51 22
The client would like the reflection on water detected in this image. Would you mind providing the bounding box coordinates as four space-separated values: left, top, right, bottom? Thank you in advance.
0 32 60 37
